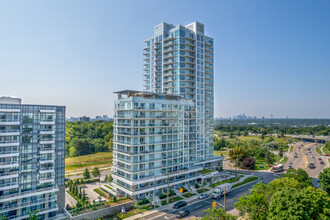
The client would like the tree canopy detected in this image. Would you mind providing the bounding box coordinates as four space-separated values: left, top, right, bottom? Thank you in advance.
65 121 113 157
234 171 330 220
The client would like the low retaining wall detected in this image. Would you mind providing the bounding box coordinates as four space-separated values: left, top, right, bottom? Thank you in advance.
64 201 135 220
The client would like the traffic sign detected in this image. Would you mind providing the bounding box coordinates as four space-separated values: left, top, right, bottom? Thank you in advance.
121 206 126 214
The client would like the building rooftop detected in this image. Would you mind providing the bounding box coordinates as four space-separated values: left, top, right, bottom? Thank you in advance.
114 90 182 101
0 96 21 104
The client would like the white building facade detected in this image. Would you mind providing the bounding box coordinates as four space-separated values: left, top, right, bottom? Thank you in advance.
111 22 221 200
143 22 214 162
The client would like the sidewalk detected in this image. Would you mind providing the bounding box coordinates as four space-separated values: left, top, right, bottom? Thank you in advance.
65 166 112 176
125 174 259 220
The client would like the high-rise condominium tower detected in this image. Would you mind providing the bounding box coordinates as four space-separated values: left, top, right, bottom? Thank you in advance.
111 22 222 200
143 22 214 161
0 97 65 219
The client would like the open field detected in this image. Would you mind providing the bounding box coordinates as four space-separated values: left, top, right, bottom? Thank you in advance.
214 150 229 156
65 152 113 173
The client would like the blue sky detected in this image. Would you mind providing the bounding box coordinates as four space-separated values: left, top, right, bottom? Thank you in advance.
1 0 330 118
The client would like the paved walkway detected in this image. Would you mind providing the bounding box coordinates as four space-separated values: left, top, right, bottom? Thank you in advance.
126 174 258 220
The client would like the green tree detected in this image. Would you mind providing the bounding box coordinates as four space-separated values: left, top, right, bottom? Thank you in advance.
82 189 86 202
283 168 312 188
104 174 108 182
235 192 268 220
1 214 8 220
92 167 101 179
261 133 265 140
318 167 330 194
83 168 91 179
28 210 38 220
108 173 113 182
69 146 77 157
229 146 247 166
201 207 236 220
268 187 330 219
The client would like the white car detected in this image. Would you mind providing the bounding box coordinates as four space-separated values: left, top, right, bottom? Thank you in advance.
199 193 209 199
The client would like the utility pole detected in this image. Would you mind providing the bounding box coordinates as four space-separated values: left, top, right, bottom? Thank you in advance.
224 186 226 212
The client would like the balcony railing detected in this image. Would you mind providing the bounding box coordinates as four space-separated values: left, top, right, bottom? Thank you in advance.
0 119 20 123
0 170 18 177
0 184 58 199
0 150 19 155
0 195 57 213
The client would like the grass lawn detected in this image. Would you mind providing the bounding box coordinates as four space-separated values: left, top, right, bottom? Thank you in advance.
316 146 323 155
65 152 113 173
199 168 215 175
281 157 288 164
232 176 258 188
254 160 269 170
233 136 290 145
93 188 110 200
197 188 210 194
214 151 229 157
322 146 330 155
210 177 239 188
104 185 114 191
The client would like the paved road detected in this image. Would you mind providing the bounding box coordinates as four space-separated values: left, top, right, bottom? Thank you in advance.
139 142 329 220
141 171 276 220
285 142 326 179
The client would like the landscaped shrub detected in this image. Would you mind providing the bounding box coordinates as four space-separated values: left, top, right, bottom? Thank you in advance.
159 193 166 199
138 198 149 205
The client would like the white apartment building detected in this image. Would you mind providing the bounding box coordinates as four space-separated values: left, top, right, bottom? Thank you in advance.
111 22 222 200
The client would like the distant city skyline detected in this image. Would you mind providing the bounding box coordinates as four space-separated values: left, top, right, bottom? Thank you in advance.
1 0 330 118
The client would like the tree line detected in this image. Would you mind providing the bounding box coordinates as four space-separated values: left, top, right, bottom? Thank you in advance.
65 121 113 157
201 168 330 220
215 124 330 136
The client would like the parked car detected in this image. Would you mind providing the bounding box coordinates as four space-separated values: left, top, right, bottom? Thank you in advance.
176 209 190 218
173 201 187 209
324 154 330 156
308 163 316 169
288 165 293 168
199 193 209 199
318 158 322 160
320 161 325 165
288 161 293 164
311 155 314 158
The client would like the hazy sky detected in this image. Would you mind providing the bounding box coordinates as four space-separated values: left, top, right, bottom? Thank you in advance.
1 0 330 118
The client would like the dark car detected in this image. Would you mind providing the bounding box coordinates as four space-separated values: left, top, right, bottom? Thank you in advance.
173 201 187 209
320 161 325 165
176 209 190 218
309 163 315 169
